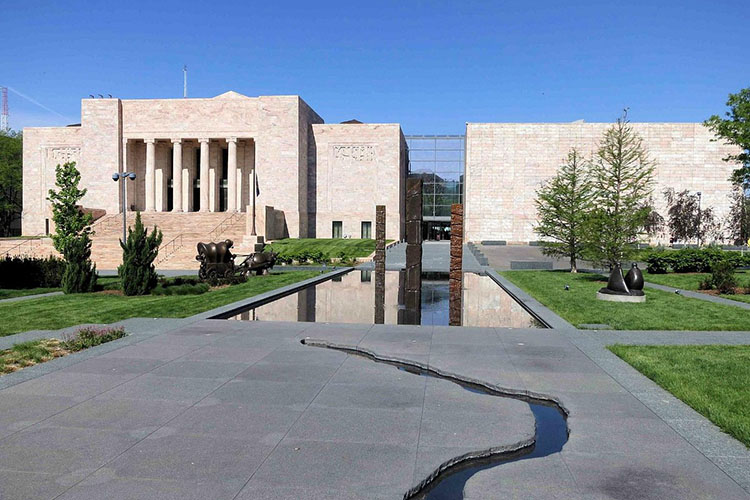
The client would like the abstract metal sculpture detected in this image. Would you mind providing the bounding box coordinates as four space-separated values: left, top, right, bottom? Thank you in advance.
597 263 645 302
196 239 276 281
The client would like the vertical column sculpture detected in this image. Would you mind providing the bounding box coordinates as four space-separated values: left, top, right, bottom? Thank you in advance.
145 139 156 212
404 178 423 325
227 137 237 212
198 138 210 212
449 203 464 326
374 205 386 324
171 139 183 212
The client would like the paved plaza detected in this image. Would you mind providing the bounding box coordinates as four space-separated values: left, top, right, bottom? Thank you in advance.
1 312 749 499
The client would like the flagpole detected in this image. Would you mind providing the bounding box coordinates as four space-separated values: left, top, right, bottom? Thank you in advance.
251 167 257 236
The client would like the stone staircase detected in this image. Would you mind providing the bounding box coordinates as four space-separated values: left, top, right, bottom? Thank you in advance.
2 212 248 271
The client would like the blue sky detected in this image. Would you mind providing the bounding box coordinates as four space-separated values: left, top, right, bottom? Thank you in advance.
3 0 748 134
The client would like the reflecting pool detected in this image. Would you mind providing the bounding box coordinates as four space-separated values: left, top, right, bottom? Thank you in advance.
226 270 542 328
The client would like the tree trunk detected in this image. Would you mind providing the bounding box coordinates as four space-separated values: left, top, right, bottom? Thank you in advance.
570 255 577 273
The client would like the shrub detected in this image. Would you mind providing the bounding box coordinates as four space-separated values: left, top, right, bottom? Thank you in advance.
61 326 127 351
205 273 247 287
118 212 163 296
699 260 739 294
61 236 97 294
0 256 65 288
645 247 750 274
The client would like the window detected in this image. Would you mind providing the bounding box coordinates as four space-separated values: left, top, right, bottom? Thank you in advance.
332 221 343 239
361 221 372 239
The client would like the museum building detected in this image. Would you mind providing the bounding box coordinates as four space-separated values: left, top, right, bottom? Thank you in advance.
21 91 736 259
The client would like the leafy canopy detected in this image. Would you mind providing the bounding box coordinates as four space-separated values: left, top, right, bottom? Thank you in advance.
704 87 750 188
0 130 22 236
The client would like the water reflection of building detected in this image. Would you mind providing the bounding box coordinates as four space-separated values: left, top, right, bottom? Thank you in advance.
230 271 539 328
462 273 538 328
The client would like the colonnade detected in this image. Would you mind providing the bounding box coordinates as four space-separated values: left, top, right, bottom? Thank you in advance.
123 137 251 213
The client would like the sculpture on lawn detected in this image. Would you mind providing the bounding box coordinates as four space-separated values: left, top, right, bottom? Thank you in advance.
597 263 645 302
196 239 276 281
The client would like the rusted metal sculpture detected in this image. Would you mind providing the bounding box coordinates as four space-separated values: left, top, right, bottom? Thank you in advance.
449 203 463 326
196 239 277 280
597 263 645 302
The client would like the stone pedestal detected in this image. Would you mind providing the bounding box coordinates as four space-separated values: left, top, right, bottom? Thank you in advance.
449 203 463 326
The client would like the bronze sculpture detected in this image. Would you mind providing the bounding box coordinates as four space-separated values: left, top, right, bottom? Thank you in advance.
196 239 277 281
597 263 645 302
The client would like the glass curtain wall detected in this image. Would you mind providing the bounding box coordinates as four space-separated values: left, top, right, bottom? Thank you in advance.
405 135 465 240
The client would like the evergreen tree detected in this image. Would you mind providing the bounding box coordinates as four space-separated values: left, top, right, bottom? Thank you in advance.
118 212 163 296
47 162 97 293
584 113 656 267
534 148 594 273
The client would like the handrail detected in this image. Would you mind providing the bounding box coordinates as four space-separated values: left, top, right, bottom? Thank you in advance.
156 234 184 265
3 234 49 256
208 212 243 241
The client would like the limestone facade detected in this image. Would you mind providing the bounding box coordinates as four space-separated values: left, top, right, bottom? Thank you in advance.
23 93 736 247
464 122 738 244
22 92 406 241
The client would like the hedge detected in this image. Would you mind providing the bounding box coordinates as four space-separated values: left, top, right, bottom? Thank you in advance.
0 256 65 289
644 247 750 274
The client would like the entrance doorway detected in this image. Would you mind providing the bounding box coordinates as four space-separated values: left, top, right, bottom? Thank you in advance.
423 221 451 241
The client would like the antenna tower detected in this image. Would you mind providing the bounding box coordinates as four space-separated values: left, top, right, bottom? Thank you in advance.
1 87 8 132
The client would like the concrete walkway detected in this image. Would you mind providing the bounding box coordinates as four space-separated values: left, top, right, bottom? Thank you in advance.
0 291 63 304
0 317 748 499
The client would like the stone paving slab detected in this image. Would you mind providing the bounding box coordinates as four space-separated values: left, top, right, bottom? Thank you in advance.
0 316 748 499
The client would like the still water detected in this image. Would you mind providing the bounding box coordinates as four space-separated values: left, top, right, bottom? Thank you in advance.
227 270 542 328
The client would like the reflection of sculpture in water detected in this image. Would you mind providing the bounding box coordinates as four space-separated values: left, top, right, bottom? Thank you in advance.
196 239 277 281
597 263 645 302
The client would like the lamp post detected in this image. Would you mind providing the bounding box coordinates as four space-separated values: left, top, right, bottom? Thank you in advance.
696 191 702 247
112 172 137 243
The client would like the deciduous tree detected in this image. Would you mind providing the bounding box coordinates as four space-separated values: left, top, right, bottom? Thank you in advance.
0 130 22 237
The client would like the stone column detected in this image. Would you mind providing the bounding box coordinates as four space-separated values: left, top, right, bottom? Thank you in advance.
449 203 463 326
171 139 183 212
145 138 156 212
198 138 210 212
374 205 386 324
227 137 238 212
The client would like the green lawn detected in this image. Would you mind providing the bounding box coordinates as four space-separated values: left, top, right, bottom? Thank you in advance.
267 238 380 260
609 345 750 447
500 270 750 330
0 271 319 337
643 270 750 304
0 288 60 300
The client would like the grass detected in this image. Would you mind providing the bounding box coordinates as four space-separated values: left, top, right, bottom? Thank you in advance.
0 326 128 375
0 288 60 300
500 270 750 330
609 344 750 447
267 238 381 260
643 270 750 304
0 270 319 337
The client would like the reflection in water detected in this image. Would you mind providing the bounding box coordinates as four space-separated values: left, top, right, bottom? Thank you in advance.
227 270 541 328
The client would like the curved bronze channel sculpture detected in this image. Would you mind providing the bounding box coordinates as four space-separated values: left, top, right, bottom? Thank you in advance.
301 339 570 499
